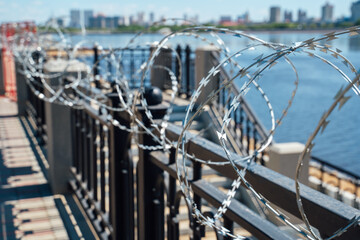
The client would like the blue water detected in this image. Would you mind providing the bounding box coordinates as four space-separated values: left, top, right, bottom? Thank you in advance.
69 31 360 177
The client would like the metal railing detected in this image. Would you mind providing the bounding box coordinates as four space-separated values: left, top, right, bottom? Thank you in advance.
20 46 360 240
25 76 46 145
70 95 135 239
91 44 195 95
67 99 360 239
22 83 360 239
210 52 269 164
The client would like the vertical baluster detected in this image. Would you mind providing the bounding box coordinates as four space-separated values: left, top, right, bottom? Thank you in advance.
93 44 100 88
253 126 258 162
175 45 182 94
100 124 106 213
319 163 325 193
233 105 238 138
192 161 204 240
223 217 234 240
79 110 85 180
217 76 221 107
120 56 125 85
35 81 42 138
105 127 110 215
106 125 111 222
88 117 96 195
75 109 80 174
37 84 44 143
107 59 112 82
259 153 265 166
185 45 191 98
227 93 230 109
73 109 79 172
355 182 359 208
87 114 92 191
83 112 89 185
239 106 244 145
94 120 99 202
141 48 146 85
167 147 179 240
246 118 251 155
40 92 46 140
130 49 135 88
222 88 226 114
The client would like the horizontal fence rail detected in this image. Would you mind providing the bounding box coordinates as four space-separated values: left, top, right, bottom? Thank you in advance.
18 44 360 240
162 123 360 239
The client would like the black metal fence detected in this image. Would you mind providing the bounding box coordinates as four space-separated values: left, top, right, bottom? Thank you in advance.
25 77 47 145
66 99 360 239
91 45 195 95
209 53 269 165
21 47 360 240
69 96 135 239
22 86 360 240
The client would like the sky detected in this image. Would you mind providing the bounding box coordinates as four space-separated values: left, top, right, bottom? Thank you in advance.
0 0 356 24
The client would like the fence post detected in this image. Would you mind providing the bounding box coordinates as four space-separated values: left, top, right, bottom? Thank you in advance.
43 59 87 194
150 46 173 90
267 142 310 185
107 92 134 240
15 50 44 117
194 45 220 104
136 87 168 240
14 60 28 116
2 48 17 100
0 49 5 95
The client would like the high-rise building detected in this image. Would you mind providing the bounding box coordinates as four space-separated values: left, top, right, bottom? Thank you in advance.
70 9 81 28
84 10 94 27
321 2 334 23
118 16 125 26
105 17 115 28
284 10 292 23
123 16 130 26
113 16 120 28
351 1 360 22
149 12 155 25
237 12 250 24
129 15 135 25
192 15 199 24
298 9 307 23
270 7 281 23
137 12 145 26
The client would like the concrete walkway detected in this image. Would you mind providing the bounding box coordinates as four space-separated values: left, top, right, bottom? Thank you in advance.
0 97 69 240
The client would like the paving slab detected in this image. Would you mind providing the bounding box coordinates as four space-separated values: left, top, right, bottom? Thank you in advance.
0 97 70 240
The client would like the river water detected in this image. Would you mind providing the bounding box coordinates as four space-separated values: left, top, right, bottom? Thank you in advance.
70 31 360 177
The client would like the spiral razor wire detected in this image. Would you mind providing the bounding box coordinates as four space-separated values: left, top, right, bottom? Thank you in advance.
3 18 360 239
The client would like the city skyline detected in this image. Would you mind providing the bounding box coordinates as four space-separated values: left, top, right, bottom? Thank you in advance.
0 0 356 24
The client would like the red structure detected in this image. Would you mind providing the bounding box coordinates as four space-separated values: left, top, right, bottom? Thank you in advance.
0 21 36 101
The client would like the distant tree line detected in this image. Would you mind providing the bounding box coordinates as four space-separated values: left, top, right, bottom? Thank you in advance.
38 21 357 34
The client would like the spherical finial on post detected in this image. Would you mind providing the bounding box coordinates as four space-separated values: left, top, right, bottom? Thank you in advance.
144 86 163 106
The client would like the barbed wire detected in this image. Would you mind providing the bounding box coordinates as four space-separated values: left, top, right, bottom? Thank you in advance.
3 18 360 239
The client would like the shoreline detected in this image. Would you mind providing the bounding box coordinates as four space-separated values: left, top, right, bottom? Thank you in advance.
42 27 352 36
